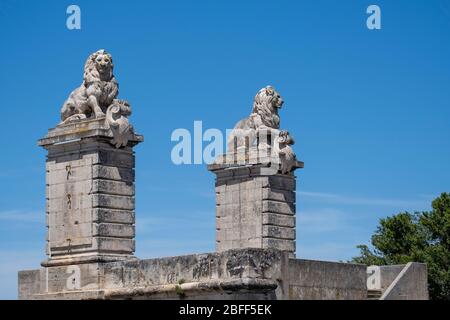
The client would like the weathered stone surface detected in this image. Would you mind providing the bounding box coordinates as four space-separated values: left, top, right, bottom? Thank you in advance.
92 180 134 196
18 270 46 300
92 208 134 224
47 209 91 225
264 175 296 191
288 259 367 300
92 194 135 210
379 263 428 300
262 213 296 228
47 166 92 185
262 238 295 252
262 188 295 203
93 223 135 238
94 237 135 253
262 225 296 240
49 223 92 246
18 248 380 300
47 180 91 199
19 243 428 301
210 164 297 257
94 165 135 183
47 194 92 212
38 116 141 266
48 263 102 293
47 167 134 186
262 200 295 215
19 249 287 300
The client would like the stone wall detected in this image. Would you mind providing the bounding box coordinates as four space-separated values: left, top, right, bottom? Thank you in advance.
288 259 367 300
19 248 372 300
19 249 287 300
378 264 405 291
380 263 428 300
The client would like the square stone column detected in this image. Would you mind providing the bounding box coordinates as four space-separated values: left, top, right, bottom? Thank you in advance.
38 118 143 267
208 149 303 258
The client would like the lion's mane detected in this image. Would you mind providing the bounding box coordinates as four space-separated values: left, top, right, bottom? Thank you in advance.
251 86 282 129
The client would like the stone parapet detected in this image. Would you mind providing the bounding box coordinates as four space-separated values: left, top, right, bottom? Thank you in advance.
18 248 370 300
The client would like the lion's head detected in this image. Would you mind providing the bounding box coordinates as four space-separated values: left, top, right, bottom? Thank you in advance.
252 85 283 129
83 49 114 83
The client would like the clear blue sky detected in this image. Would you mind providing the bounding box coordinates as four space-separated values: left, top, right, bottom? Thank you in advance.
0 0 449 299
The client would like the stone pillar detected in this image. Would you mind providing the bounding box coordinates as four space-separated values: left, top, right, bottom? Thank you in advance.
208 150 303 258
39 118 143 266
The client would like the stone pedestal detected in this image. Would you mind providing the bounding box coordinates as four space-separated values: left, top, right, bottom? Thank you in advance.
38 118 143 266
208 149 304 258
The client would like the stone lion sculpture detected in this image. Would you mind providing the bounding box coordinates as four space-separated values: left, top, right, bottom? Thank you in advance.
59 49 134 149
227 85 284 152
60 49 119 123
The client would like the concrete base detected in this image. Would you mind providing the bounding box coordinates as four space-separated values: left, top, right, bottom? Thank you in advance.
18 248 368 300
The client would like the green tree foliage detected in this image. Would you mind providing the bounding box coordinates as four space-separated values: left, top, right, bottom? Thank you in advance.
351 193 450 300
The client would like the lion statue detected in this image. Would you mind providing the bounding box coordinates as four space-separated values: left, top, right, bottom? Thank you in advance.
227 85 284 152
60 49 119 123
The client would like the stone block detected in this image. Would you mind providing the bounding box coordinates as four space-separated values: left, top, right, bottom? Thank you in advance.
92 194 135 210
262 225 295 240
93 165 135 183
262 200 295 215
47 180 92 199
92 208 135 224
47 209 91 226
92 179 134 196
47 166 92 185
263 175 296 191
94 237 135 253
96 150 134 168
262 213 296 228
48 222 93 248
93 223 135 238
47 194 92 212
46 156 93 171
262 238 295 252
262 188 295 203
